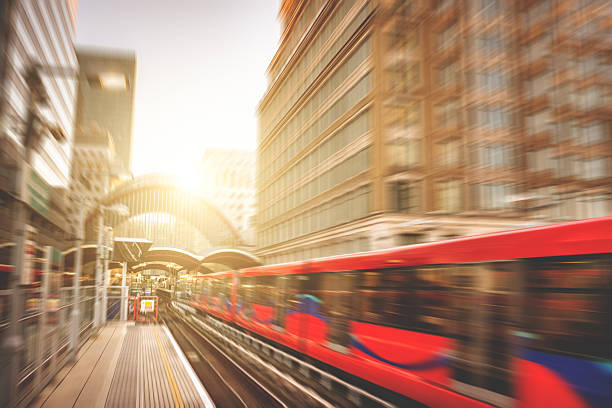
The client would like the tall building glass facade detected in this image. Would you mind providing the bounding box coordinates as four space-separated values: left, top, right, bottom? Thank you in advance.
257 0 611 265
0 0 78 186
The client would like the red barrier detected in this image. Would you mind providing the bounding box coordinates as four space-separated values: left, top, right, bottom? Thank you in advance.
128 296 137 321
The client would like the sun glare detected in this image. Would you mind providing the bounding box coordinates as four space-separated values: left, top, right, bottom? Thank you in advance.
172 162 202 193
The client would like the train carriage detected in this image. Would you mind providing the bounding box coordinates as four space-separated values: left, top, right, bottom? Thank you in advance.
188 217 612 407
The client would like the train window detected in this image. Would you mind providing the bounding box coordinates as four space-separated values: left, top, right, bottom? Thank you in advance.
320 272 354 348
220 278 230 298
273 276 289 328
201 279 210 300
286 274 309 313
209 279 217 298
448 262 518 399
253 276 276 307
525 255 612 360
239 276 255 304
414 266 451 334
356 269 417 331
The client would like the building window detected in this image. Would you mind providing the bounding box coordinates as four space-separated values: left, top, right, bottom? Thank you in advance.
524 0 551 27
436 179 462 213
527 148 553 172
476 106 512 129
477 32 505 55
583 157 609 180
525 72 551 99
392 180 422 214
397 233 422 246
389 138 421 168
578 87 603 110
554 120 571 143
582 122 607 145
437 0 455 13
524 34 550 64
436 99 460 128
404 62 421 90
439 24 458 51
479 143 513 167
479 183 514 210
552 155 578 178
438 61 459 88
405 101 421 127
552 83 573 107
477 69 507 92
438 138 461 166
526 109 552 135
476 0 502 18
579 195 611 218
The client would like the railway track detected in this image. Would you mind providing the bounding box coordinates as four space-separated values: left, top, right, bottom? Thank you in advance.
161 303 332 408
162 314 285 407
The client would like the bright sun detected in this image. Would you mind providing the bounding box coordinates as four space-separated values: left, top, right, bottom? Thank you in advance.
171 162 202 194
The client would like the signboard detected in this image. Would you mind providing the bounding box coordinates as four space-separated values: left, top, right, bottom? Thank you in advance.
140 299 155 313
25 165 51 217
112 238 152 262
22 225 37 285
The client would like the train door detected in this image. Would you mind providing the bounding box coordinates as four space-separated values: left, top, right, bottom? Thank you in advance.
273 275 288 330
230 270 239 320
324 271 354 353
449 262 519 408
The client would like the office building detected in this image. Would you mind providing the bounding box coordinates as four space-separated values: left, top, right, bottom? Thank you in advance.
0 0 79 187
74 47 136 175
199 148 256 244
66 123 115 236
256 0 611 264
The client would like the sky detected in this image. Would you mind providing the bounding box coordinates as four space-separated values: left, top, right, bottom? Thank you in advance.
76 0 281 180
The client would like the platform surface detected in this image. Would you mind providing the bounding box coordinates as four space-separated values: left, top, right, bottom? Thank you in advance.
31 321 212 408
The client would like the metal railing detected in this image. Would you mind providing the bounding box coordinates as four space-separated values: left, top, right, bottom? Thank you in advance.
0 285 97 408
105 286 128 321
172 300 395 408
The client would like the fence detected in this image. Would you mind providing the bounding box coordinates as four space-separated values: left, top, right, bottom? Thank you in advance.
0 284 101 407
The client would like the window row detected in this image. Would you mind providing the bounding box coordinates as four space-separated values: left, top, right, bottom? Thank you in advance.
473 183 516 210
261 0 370 149
260 184 371 248
261 237 370 265
529 189 611 220
527 150 610 180
260 52 372 186
260 109 371 218
260 104 371 224
261 0 361 134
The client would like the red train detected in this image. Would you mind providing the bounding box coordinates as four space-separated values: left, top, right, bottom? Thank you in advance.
184 218 612 408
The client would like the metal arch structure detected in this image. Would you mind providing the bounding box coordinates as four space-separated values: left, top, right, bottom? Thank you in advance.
200 248 262 269
59 245 262 277
133 247 262 274
84 174 244 254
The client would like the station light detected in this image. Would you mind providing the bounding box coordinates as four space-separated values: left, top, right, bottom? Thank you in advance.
99 72 127 90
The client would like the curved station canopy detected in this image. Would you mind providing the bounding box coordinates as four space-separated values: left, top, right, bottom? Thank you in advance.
84 174 244 254
63 174 261 275
62 244 262 274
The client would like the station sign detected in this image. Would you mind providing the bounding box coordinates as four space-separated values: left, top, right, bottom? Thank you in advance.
24 164 51 217
140 298 155 313
22 225 37 285
112 237 152 262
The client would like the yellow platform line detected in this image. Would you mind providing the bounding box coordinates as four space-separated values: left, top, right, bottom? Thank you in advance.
154 326 184 408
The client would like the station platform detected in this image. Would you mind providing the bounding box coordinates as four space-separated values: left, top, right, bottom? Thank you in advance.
30 321 213 408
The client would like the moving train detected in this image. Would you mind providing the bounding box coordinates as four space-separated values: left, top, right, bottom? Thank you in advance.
179 218 612 408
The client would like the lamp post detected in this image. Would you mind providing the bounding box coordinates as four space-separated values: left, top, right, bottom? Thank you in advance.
94 204 128 328
101 226 112 325
70 205 84 362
